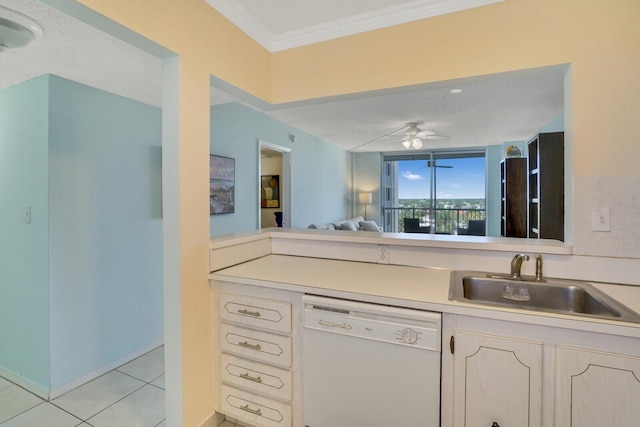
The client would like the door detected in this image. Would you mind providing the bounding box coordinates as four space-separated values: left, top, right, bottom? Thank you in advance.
555 346 640 427
258 140 291 228
453 330 543 427
382 151 486 234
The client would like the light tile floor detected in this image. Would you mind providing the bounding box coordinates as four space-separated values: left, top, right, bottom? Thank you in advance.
0 346 165 427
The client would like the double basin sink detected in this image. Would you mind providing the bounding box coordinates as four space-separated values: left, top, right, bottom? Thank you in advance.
449 271 640 323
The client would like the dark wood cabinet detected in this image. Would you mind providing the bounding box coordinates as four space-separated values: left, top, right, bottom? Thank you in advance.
527 132 564 241
500 158 527 237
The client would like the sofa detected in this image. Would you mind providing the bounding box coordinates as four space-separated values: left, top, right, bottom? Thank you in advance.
308 216 383 232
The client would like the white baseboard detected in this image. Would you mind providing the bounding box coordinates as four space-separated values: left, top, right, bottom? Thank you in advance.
0 364 50 399
49 338 164 399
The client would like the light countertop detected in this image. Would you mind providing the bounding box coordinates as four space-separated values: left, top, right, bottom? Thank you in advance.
211 228 573 254
210 254 640 339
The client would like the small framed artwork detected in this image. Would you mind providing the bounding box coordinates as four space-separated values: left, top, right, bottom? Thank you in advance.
261 175 280 208
210 155 235 215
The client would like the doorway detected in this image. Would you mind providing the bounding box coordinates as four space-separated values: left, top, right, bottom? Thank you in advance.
258 140 291 228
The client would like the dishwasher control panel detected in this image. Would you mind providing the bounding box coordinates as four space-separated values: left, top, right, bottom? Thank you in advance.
302 294 441 351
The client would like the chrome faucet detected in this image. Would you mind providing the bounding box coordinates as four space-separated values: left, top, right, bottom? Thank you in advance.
510 253 530 279
535 254 543 281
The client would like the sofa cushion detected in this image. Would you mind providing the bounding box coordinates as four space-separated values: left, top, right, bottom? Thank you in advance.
308 223 335 230
360 220 382 232
339 220 359 231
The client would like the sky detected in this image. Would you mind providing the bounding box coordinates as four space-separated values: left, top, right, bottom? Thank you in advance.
398 158 485 199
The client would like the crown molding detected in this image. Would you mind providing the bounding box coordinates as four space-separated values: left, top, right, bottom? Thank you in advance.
204 0 272 50
206 0 505 53
271 0 506 52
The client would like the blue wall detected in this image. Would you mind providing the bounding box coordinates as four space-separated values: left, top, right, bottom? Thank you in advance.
0 76 51 391
0 75 163 394
210 103 351 235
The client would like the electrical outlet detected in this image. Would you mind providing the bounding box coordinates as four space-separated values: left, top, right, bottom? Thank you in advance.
377 245 389 264
592 207 611 232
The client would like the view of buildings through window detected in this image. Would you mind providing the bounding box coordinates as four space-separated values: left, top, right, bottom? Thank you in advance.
383 154 486 234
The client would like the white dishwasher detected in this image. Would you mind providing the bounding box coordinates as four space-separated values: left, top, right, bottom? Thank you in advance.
302 294 442 427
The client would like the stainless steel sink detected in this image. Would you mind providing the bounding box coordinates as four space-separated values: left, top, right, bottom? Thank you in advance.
449 271 640 323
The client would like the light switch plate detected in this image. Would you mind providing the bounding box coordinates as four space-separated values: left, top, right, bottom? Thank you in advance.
591 207 611 232
24 205 31 224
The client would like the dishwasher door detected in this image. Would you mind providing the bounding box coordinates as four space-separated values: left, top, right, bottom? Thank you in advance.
302 295 441 427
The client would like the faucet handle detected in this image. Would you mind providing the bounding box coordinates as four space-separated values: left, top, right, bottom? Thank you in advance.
510 253 530 279
535 254 543 281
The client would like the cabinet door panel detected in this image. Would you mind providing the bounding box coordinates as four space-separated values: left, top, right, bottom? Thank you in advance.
556 346 640 427
453 330 542 427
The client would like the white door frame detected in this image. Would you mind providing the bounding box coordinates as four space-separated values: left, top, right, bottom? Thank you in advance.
258 140 292 228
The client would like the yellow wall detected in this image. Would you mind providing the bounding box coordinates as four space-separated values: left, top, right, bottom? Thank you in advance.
76 1 272 425
74 0 639 425
271 0 640 176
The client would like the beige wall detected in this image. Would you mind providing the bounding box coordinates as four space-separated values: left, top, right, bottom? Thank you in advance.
271 0 640 176
74 0 639 424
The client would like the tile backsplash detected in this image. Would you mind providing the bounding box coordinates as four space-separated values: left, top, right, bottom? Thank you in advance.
573 175 640 259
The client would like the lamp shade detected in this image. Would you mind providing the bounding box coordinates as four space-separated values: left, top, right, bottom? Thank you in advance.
358 192 372 204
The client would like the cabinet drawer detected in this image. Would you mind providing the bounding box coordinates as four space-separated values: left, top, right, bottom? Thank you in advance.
220 324 292 367
221 384 291 427
220 293 292 333
221 353 293 401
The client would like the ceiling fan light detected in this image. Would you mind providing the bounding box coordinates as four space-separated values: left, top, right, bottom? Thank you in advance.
402 140 411 149
412 139 423 149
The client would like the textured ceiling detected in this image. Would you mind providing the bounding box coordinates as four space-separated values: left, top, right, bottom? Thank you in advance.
0 0 162 107
213 67 565 152
205 0 564 152
2 0 564 154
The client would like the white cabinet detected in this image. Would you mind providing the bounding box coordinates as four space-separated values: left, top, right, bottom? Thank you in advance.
220 323 292 367
220 293 292 333
213 283 301 427
555 346 640 427
442 314 640 427
220 384 292 427
452 330 543 427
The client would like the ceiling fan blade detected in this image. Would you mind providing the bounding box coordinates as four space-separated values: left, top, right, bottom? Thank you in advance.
416 130 435 138
424 134 450 140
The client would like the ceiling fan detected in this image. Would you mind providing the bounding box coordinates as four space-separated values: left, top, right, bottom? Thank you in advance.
350 121 449 151
419 159 453 169
385 122 449 149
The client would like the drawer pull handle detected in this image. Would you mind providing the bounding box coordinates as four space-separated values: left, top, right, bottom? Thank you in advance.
318 319 352 330
239 341 262 351
238 308 261 317
240 372 263 383
240 404 262 416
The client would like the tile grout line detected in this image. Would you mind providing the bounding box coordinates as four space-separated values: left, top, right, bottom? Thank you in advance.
114 369 165 391
0 348 164 426
0 400 45 425
50 380 148 425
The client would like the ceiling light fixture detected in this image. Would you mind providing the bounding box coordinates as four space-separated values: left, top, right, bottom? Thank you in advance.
0 6 44 53
402 137 423 150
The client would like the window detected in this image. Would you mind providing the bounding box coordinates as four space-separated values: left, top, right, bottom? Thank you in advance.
382 151 486 235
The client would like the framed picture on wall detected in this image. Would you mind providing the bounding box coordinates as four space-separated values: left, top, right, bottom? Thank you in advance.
210 155 235 215
261 175 280 208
